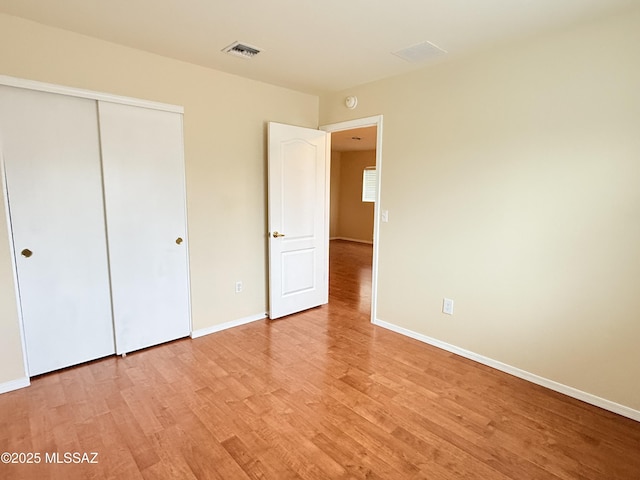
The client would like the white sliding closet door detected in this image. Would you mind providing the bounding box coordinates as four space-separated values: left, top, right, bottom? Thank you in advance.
0 86 115 376
98 101 190 354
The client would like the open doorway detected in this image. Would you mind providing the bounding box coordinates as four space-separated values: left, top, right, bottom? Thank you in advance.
328 127 376 317
266 117 382 321
321 115 383 323
329 126 377 244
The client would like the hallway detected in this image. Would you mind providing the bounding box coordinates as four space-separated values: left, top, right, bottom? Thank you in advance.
329 239 373 317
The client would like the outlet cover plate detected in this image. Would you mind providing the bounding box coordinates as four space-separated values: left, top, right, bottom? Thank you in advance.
443 298 454 315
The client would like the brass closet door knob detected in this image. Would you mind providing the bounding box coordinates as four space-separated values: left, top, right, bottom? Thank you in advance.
21 248 33 258
176 237 183 245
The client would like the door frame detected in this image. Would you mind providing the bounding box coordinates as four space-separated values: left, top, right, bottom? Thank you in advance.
320 115 383 324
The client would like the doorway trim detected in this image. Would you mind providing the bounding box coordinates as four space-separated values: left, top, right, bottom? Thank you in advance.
320 115 383 324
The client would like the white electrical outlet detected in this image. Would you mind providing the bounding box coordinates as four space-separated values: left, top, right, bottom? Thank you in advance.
235 281 243 293
443 298 454 315
381 209 389 223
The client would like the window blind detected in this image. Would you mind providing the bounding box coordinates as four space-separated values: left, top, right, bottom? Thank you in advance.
362 167 376 203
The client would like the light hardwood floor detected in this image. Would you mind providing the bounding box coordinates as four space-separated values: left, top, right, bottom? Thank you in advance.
1 239 639 479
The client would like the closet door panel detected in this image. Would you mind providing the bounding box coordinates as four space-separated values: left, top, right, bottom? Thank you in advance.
0 86 115 376
98 101 190 354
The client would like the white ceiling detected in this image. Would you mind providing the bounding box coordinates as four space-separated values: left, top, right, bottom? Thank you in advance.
0 0 636 95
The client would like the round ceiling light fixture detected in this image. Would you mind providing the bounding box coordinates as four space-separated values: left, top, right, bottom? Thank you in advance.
345 96 358 109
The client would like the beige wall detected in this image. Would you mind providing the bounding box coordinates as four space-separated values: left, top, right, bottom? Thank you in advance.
331 150 375 242
0 14 318 385
0 197 24 384
329 151 342 238
320 8 640 410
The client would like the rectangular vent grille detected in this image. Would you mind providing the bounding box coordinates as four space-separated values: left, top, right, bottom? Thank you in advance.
392 41 447 63
222 41 262 59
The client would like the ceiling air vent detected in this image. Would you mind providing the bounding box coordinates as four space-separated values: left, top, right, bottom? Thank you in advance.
222 41 262 59
392 41 447 63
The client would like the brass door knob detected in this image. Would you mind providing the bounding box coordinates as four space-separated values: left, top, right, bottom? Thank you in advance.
176 237 183 245
21 248 33 258
272 231 285 238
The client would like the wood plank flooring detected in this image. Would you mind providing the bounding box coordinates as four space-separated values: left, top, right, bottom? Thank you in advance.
1 239 639 479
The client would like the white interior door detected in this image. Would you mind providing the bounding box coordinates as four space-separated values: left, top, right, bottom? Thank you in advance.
268 122 329 319
98 101 190 354
0 86 115 376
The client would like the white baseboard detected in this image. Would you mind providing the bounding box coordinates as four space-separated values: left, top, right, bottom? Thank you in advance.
191 313 267 339
330 237 373 245
0 377 30 394
373 318 640 423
